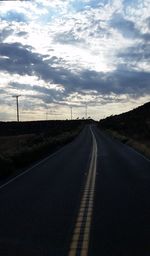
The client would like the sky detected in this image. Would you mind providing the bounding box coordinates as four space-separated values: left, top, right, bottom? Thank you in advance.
0 0 150 121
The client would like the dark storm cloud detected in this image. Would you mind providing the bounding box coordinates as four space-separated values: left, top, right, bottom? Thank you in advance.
0 27 14 42
0 26 28 44
8 66 150 106
0 42 79 89
0 42 53 77
10 82 65 103
74 68 150 96
142 33 150 42
145 17 150 30
110 14 140 39
110 14 150 41
0 88 6 95
0 42 149 105
117 42 150 62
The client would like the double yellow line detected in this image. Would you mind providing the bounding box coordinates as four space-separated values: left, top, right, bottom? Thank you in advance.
68 127 97 256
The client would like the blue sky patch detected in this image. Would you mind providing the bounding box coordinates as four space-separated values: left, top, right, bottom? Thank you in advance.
0 10 27 23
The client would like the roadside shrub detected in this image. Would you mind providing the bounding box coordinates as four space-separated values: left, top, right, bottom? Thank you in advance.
127 140 150 159
0 154 15 178
10 129 82 169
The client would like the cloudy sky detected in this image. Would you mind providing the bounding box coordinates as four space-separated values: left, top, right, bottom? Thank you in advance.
0 0 150 121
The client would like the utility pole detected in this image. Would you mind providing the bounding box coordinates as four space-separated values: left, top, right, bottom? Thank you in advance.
12 95 21 122
70 106 72 120
85 104 87 119
46 111 48 120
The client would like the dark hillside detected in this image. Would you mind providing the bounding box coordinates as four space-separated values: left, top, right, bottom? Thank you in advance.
99 102 150 158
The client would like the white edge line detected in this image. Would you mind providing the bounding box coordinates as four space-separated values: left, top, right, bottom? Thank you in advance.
124 143 150 163
0 139 74 190
0 155 50 190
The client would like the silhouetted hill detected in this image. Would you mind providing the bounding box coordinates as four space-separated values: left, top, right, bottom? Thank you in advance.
99 102 150 158
99 102 150 140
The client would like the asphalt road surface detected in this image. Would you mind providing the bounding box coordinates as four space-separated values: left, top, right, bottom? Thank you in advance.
0 125 149 256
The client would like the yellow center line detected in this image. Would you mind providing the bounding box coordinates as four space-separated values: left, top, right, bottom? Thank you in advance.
68 127 97 256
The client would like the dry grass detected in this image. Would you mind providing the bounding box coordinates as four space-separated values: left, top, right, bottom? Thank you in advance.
127 140 150 159
105 129 150 159
105 129 129 143
0 134 36 157
0 125 83 178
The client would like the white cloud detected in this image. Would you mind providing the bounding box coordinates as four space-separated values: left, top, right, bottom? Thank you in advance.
0 0 149 121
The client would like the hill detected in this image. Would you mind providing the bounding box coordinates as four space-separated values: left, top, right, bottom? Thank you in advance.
98 101 150 158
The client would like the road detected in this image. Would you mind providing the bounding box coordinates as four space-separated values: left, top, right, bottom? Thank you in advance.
0 125 149 256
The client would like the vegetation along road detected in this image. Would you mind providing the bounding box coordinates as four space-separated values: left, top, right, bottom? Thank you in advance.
0 125 149 256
